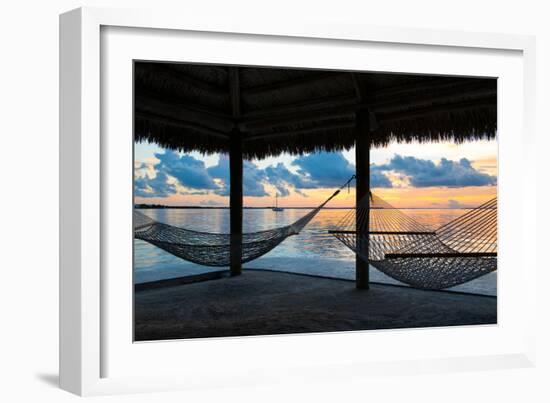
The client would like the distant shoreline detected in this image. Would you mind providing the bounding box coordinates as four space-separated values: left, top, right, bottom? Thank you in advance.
134 205 473 210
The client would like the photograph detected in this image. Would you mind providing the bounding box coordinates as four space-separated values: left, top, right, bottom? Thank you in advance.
132 62 498 341
3 0 543 399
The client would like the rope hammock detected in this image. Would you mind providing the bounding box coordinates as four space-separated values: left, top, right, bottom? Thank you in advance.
330 194 497 290
134 176 356 267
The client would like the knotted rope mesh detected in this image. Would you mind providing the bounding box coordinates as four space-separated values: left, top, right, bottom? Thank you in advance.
331 195 497 289
134 177 354 267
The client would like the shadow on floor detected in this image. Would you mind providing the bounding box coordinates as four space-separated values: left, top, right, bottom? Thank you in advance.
135 270 497 341
35 373 59 388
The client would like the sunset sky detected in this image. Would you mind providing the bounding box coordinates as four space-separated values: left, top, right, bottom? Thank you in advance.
134 139 497 209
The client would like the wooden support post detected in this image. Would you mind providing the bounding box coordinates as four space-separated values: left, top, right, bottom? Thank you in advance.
229 132 243 276
355 111 370 289
229 67 242 276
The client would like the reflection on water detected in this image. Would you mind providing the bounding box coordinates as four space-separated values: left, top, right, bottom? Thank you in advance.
134 208 469 272
403 209 470 230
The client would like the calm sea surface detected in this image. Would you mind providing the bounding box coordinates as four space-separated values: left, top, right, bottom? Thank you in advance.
134 208 497 295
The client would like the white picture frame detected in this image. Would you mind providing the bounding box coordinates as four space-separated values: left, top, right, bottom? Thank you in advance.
59 7 537 396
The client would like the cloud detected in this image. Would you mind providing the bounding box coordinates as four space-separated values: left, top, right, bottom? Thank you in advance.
155 151 218 190
134 150 495 200
134 171 177 198
374 155 496 188
292 152 355 187
290 152 393 189
264 163 317 197
135 152 269 198
242 161 269 197
207 155 269 197
369 169 393 188
180 190 210 195
447 199 462 209
200 199 226 207
134 151 218 198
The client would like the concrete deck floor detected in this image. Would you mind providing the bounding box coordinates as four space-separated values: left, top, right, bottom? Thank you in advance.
134 270 496 341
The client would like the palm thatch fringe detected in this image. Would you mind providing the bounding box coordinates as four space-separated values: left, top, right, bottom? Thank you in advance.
134 62 497 158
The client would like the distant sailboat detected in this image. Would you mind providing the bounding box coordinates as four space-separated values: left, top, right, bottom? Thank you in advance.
272 194 284 212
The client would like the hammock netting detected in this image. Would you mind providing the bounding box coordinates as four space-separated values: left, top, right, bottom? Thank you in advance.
134 180 350 267
330 195 497 290
135 175 497 290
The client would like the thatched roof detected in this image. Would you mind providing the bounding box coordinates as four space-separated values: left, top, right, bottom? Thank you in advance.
134 62 497 159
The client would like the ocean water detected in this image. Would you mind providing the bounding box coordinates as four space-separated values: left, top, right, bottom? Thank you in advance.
134 208 497 296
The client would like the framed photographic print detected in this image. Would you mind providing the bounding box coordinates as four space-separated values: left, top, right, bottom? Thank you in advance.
60 7 537 396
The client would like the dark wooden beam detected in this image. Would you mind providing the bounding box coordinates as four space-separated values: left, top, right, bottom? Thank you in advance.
136 63 227 97
243 72 348 96
243 121 356 142
142 61 230 76
240 108 355 132
355 110 371 290
135 84 234 119
135 94 234 132
198 63 230 76
365 77 490 101
242 94 358 119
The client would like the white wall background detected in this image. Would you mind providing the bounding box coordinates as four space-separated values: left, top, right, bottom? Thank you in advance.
0 0 548 401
